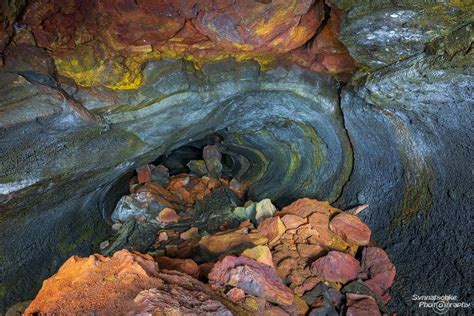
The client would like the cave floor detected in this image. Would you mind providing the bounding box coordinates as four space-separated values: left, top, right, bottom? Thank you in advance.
20 148 396 315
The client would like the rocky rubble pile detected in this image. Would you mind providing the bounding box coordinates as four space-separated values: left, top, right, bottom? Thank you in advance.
23 146 396 315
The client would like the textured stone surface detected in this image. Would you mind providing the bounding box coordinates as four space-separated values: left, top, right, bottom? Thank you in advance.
336 21 473 312
0 6 473 312
24 250 162 314
333 1 473 69
257 216 286 245
279 198 339 218
133 286 233 315
209 255 293 305
329 212 371 246
345 293 381 316
311 251 360 284
241 245 274 268
154 256 200 279
199 228 267 258
281 214 307 230
361 247 396 304
0 0 356 89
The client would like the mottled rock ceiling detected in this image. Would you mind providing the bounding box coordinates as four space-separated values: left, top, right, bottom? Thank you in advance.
1 0 355 88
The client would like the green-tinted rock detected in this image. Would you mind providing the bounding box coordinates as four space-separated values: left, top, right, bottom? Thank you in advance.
334 0 474 69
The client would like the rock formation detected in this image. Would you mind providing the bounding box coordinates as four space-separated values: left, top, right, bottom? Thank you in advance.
0 0 472 314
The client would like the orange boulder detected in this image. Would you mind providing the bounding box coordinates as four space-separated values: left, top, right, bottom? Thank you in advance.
25 250 162 315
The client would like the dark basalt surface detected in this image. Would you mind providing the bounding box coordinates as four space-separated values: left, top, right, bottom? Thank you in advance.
0 6 473 315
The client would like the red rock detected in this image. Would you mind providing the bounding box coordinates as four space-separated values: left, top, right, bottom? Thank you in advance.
157 207 179 224
176 187 194 204
294 224 320 243
302 277 320 292
239 219 252 228
25 250 162 315
280 198 339 218
365 279 392 305
208 255 293 305
329 212 371 246
298 7 355 75
288 268 311 288
199 229 267 257
272 249 296 266
276 257 299 279
296 243 325 259
229 178 247 198
311 251 360 284
281 214 307 229
132 270 234 315
193 0 323 53
154 256 200 279
307 212 352 251
346 293 381 316
361 247 396 304
227 287 245 302
293 285 306 296
136 164 152 184
308 212 330 228
257 216 286 245
145 182 186 210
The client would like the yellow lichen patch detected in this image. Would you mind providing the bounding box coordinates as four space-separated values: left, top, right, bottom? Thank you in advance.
54 42 161 90
387 112 434 228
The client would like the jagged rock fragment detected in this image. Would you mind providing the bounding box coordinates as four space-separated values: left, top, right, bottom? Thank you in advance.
242 245 274 267
154 256 200 279
227 287 245 302
281 214 307 229
209 255 294 305
111 195 148 223
255 198 277 223
329 212 371 246
311 251 360 284
157 207 179 224
203 145 223 179
361 247 396 304
257 216 286 245
345 293 381 316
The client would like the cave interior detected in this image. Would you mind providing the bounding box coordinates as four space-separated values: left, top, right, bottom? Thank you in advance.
0 0 472 314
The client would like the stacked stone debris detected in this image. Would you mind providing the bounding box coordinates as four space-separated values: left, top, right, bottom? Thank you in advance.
23 147 396 315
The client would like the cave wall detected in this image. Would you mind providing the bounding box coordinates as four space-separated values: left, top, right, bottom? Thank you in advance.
0 0 473 313
1 59 353 311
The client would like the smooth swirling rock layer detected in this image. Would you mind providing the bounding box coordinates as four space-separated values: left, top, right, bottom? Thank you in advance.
0 59 351 312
